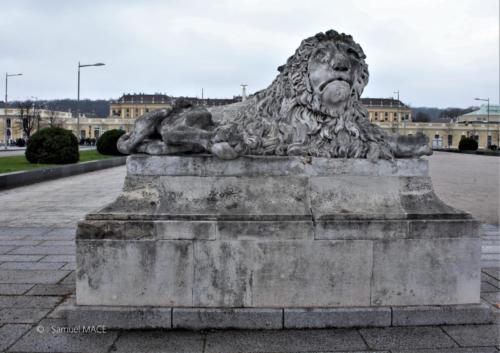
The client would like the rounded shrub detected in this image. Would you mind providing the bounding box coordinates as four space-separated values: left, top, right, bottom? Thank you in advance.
458 136 478 151
96 129 126 155
26 127 79 164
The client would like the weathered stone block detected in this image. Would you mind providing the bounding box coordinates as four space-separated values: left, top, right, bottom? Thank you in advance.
70 155 488 328
371 237 481 305
66 305 172 329
76 240 193 306
284 307 391 328
193 240 372 307
392 303 494 326
173 308 282 329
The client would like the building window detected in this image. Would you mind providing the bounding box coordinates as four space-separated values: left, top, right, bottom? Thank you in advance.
146 108 149 113
448 135 453 146
6 119 11 128
487 135 492 147
126 108 130 113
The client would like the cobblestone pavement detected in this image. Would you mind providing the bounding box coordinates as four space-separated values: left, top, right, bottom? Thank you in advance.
0 152 498 352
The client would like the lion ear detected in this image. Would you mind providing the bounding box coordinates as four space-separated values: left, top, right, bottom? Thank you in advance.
277 65 285 73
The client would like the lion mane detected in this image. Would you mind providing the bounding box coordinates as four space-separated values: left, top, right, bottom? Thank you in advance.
215 30 394 160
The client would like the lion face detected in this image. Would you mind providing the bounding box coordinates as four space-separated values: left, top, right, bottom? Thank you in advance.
307 40 367 116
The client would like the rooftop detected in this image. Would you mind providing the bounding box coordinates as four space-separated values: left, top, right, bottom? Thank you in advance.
462 104 500 116
361 98 408 108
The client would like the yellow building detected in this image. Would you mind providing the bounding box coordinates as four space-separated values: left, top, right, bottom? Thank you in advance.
2 98 498 151
362 98 412 123
109 93 172 119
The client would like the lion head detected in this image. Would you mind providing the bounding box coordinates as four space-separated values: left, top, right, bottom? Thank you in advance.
230 30 393 159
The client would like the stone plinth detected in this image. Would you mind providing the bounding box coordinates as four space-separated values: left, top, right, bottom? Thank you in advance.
68 155 490 328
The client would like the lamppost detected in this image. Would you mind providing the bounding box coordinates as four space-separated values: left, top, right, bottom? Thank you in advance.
394 90 401 134
474 97 490 149
4 72 23 149
77 62 105 140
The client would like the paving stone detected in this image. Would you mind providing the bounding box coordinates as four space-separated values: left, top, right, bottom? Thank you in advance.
483 245 500 253
0 240 42 246
0 270 70 284
0 323 32 351
41 240 76 246
392 348 499 353
484 268 500 281
482 281 500 292
40 255 75 262
42 228 76 239
483 273 500 287
0 283 34 295
0 295 62 308
173 308 283 329
47 297 76 319
482 292 500 305
8 318 118 352
0 227 51 238
60 271 75 284
27 284 75 296
392 304 494 326
204 329 367 352
359 326 457 350
0 255 44 262
483 260 500 268
112 331 205 353
0 307 51 323
443 324 500 346
0 261 66 270
10 245 76 255
0 245 15 254
61 262 76 270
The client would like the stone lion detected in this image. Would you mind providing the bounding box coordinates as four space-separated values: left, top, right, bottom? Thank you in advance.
117 30 432 160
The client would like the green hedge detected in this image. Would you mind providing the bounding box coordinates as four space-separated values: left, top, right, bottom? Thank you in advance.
458 136 478 151
26 128 79 164
96 129 126 156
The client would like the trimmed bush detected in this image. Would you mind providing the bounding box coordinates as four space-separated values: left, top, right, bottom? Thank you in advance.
26 127 79 164
96 129 126 155
458 136 478 151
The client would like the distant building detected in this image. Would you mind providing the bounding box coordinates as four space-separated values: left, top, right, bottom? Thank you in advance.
458 104 500 124
109 93 173 119
109 93 241 119
361 98 412 123
2 97 498 150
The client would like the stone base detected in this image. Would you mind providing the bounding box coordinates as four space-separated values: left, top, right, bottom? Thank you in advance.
63 303 494 330
73 155 484 328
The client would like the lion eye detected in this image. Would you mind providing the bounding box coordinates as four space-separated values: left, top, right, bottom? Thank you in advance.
314 49 329 62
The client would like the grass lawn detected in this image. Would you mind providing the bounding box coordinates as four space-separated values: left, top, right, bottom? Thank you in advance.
0 150 118 174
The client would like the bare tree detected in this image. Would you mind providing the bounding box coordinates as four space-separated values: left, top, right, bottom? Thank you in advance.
46 107 61 127
16 101 41 139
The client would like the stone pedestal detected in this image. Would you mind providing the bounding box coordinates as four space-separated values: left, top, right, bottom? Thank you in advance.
66 155 492 329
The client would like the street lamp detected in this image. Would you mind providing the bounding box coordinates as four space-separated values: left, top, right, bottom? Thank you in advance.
77 62 105 140
4 72 23 150
474 97 490 149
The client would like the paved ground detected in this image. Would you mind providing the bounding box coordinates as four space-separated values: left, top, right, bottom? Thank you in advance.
429 152 499 225
0 151 498 352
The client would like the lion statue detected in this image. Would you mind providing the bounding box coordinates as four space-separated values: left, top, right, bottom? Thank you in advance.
117 30 432 160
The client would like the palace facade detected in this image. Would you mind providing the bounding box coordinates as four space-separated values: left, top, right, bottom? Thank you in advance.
1 96 498 150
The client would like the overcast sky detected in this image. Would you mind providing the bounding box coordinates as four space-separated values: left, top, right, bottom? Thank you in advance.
1 0 498 108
